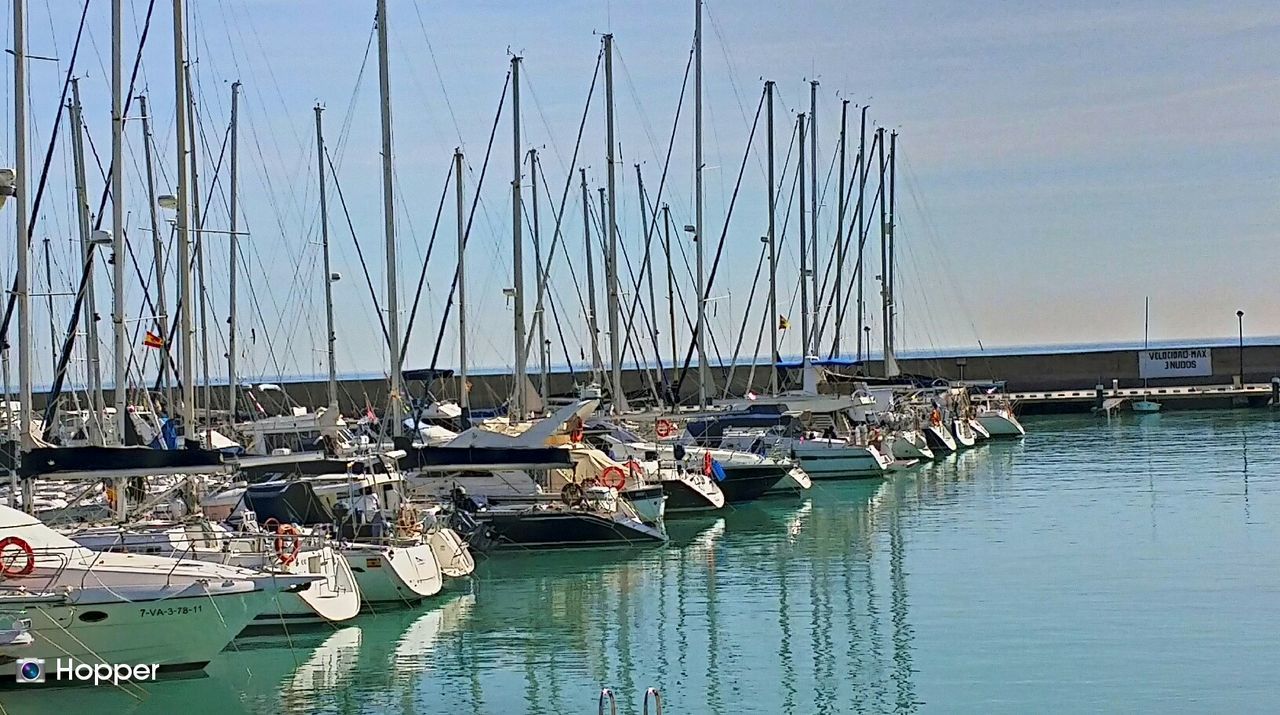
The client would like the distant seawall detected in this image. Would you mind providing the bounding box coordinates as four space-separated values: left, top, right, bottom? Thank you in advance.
114 342 1277 415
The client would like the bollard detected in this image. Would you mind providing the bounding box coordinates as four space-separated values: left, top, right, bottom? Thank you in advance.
1094 384 1105 411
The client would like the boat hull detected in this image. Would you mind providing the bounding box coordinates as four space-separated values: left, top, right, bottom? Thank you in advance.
620 484 667 525
475 510 668 550
2 587 269 675
659 474 725 512
951 420 977 448
716 464 789 503
426 528 475 579
790 444 889 479
975 412 1026 436
969 418 991 440
890 431 935 461
923 424 957 453
344 544 443 605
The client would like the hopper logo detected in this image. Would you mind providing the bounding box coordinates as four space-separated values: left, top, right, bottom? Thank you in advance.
15 657 159 686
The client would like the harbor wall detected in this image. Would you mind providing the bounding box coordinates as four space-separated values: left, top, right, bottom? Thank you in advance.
48 343 1279 417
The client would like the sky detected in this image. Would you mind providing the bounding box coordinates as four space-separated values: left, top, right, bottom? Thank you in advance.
1 0 1278 390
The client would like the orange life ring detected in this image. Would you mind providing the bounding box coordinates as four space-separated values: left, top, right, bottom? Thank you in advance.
599 465 627 491
0 536 35 577
702 451 714 476
655 419 675 438
275 523 302 566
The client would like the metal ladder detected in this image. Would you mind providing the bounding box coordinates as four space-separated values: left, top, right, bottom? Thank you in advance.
598 687 663 714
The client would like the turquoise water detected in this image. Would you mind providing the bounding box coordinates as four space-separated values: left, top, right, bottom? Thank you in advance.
4 410 1279 713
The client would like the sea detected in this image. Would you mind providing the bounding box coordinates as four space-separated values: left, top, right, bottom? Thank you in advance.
3 409 1278 714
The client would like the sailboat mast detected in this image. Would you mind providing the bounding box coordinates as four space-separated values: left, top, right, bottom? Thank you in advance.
663 203 677 397
808 80 819 354
173 0 194 442
694 0 709 409
529 148 548 406
110 0 127 444
455 148 469 428
832 99 848 357
70 80 104 445
314 105 338 412
765 80 778 395
888 130 897 369
580 168 602 386
185 62 210 440
877 127 897 377
137 94 172 413
636 164 658 392
13 0 32 509
855 105 868 362
603 34 624 414
227 81 241 421
376 0 402 436
509 54 526 422
797 112 809 357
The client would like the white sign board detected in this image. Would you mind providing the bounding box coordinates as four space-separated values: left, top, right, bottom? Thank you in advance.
1139 348 1212 379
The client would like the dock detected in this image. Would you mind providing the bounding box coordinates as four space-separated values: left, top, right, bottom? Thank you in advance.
996 381 1279 414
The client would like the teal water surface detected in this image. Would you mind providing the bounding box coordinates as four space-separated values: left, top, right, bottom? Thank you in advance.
4 410 1279 713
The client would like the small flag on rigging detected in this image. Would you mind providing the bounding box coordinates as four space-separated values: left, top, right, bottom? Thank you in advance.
142 331 165 349
778 315 790 330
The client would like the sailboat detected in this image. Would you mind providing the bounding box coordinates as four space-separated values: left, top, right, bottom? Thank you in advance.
1133 297 1162 413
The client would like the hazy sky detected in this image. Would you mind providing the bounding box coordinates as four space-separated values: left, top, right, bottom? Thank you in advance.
3 0 1278 388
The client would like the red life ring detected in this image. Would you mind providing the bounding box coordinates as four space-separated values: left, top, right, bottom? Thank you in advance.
275 523 302 566
655 419 675 438
599 466 627 491
702 451 714 476
625 459 644 478
0 536 35 577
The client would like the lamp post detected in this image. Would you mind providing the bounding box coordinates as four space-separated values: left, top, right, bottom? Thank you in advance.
1236 309 1245 387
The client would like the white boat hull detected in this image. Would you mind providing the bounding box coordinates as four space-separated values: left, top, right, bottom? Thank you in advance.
343 544 443 605
621 484 667 525
969 418 991 440
790 442 890 478
975 411 1026 437
952 420 977 448
923 424 958 453
12 585 271 671
426 528 476 579
889 430 935 461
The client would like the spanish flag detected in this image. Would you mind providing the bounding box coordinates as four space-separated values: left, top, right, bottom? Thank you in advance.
778 315 791 330
142 331 165 349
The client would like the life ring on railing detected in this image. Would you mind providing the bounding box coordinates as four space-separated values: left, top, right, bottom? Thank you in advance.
702 451 714 476
655 419 675 438
930 409 942 426
599 465 627 491
273 523 302 566
626 459 645 480
104 485 117 510
0 536 35 577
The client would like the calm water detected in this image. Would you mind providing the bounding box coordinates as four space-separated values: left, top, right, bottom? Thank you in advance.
5 410 1279 714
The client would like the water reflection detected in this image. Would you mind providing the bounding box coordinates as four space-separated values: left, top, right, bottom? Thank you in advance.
11 473 936 715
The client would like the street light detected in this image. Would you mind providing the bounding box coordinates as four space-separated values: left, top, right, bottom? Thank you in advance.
1237 309 1245 387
